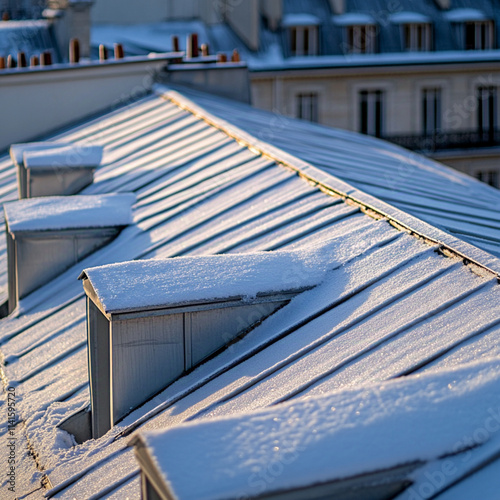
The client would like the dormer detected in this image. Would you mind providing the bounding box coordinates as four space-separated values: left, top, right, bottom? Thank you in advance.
10 142 103 199
444 9 495 50
333 14 377 54
80 251 327 438
283 14 320 56
4 194 134 314
389 12 432 52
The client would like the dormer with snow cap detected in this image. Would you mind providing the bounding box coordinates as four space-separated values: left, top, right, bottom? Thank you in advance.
10 142 103 199
80 249 332 438
4 193 134 314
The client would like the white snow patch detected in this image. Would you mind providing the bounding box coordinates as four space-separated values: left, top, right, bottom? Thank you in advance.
282 14 321 27
23 144 103 169
332 13 376 25
4 193 135 232
82 238 341 313
137 359 500 500
389 12 431 24
443 8 487 22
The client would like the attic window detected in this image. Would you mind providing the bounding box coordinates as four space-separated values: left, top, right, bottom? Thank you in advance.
464 21 494 50
403 23 432 51
10 142 103 198
346 25 377 54
444 9 495 50
283 14 320 56
81 251 330 438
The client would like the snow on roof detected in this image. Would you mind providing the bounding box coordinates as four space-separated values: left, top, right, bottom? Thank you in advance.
389 11 431 24
332 13 376 26
444 8 488 22
4 193 135 233
23 144 103 170
81 244 334 314
10 142 76 168
164 85 500 261
282 13 321 27
0 87 499 499
134 359 500 500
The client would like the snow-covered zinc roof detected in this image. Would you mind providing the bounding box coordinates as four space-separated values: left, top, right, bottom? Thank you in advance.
22 144 103 170
332 13 376 26
132 358 500 500
81 245 333 315
4 193 135 233
0 86 499 499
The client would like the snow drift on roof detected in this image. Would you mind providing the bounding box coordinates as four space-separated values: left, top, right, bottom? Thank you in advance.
389 11 431 24
81 239 340 313
332 13 376 26
135 358 500 500
4 193 135 233
444 9 488 22
23 144 103 170
282 14 321 27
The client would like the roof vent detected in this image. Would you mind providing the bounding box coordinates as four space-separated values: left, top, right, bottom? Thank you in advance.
10 142 103 199
329 0 345 15
434 0 451 9
80 252 328 438
4 194 134 315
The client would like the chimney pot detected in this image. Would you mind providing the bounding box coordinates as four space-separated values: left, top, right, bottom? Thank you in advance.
0 56 5 69
30 55 39 67
217 52 228 63
172 35 180 52
99 44 108 62
231 48 240 62
69 38 80 64
6 54 16 68
114 43 124 60
41 51 52 66
2 11 9 21
201 43 209 57
186 33 199 58
17 52 27 68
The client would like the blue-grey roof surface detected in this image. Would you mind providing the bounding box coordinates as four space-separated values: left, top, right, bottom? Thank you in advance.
0 86 499 499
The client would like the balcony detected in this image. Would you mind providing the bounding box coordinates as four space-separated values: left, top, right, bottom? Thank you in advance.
383 129 500 152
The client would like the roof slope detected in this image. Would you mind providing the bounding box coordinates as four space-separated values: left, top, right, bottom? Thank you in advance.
164 84 500 259
0 87 499 499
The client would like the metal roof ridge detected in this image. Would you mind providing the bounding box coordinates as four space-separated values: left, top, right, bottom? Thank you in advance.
153 84 500 280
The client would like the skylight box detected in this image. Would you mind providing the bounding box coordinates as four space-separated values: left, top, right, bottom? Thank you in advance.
80 251 328 438
10 142 103 198
4 193 134 314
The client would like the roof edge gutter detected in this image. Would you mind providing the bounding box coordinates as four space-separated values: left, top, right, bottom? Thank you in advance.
154 85 500 281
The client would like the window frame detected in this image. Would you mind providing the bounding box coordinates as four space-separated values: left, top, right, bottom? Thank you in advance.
402 23 432 52
289 25 319 56
358 89 385 138
346 24 377 54
296 92 319 123
464 20 495 50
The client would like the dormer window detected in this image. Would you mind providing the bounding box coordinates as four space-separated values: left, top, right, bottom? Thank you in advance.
347 25 376 54
283 14 320 56
403 23 432 51
333 14 377 55
444 9 495 50
465 21 494 50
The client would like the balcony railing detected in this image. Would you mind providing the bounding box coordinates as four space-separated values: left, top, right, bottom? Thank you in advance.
382 129 500 152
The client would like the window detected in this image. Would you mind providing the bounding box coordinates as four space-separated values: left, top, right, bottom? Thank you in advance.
422 88 441 135
359 90 384 137
289 26 318 56
403 23 432 51
476 170 499 188
296 93 319 122
346 25 376 54
477 86 497 136
465 21 494 50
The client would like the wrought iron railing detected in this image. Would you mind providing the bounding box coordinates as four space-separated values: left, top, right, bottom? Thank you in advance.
382 129 500 152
